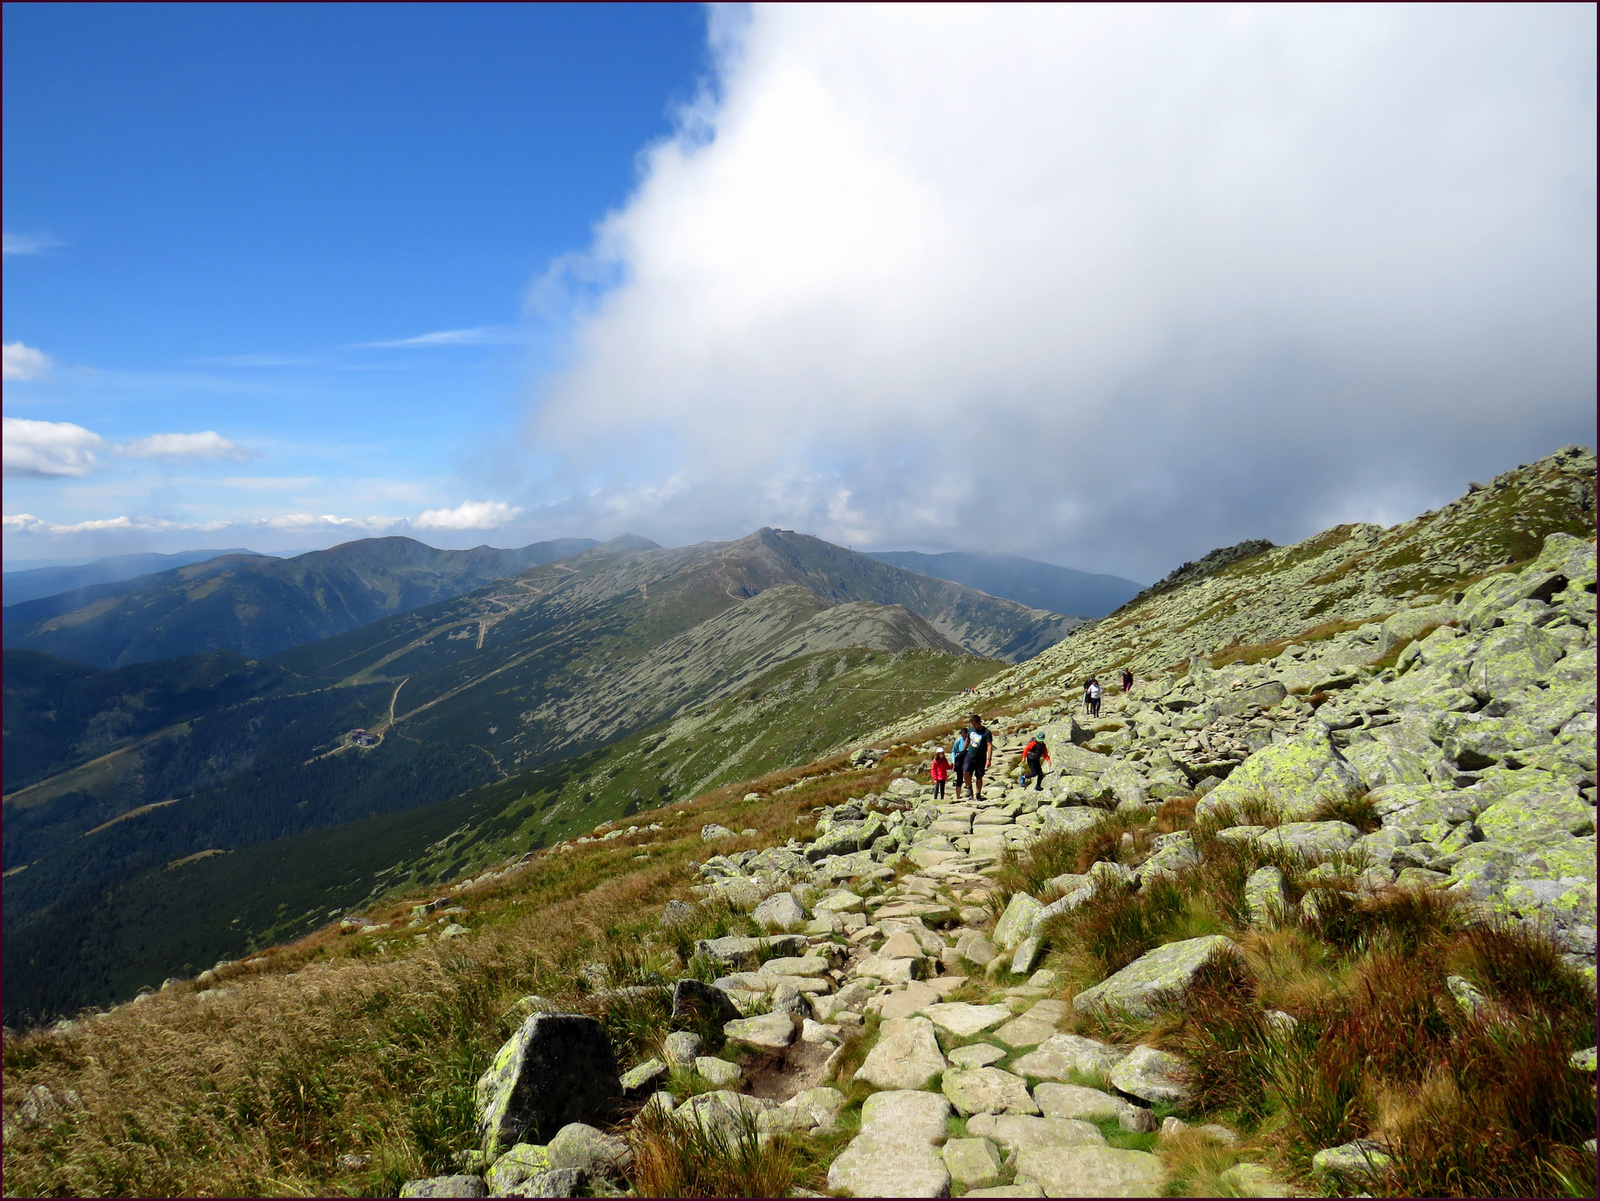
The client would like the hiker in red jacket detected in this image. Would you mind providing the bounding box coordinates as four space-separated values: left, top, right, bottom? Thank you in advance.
1020 735 1050 791
930 750 950 799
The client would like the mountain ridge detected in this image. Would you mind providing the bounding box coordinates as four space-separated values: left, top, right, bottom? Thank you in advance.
1 534 604 667
866 548 1141 617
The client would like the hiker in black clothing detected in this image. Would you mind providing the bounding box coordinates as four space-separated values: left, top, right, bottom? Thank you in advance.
963 714 994 800
1020 734 1050 790
1122 668 1134 694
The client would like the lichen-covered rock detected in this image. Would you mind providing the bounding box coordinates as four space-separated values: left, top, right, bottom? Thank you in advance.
1072 936 1238 1020
723 1011 795 1052
1253 821 1360 860
853 1016 948 1090
752 891 808 932
691 934 807 971
485 1143 551 1194
827 1090 952 1198
1476 790 1594 853
474 1014 621 1156
941 1066 1041 1116
943 1137 1004 1189
662 1030 702 1067
922 1002 1012 1037
1108 1044 1192 1106
1014 1144 1165 1197
966 1113 1106 1153
547 1122 629 1181
1311 1139 1392 1185
993 893 1044 950
1197 728 1364 823
1009 1033 1130 1080
1219 1162 1296 1197
1033 1083 1156 1133
1243 866 1288 928
618 1059 666 1096
400 1174 488 1198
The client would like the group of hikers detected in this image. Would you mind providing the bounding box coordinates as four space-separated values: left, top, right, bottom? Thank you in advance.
927 713 1052 801
926 668 1134 799
1081 668 1134 717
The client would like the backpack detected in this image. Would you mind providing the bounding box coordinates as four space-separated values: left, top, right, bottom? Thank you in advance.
1024 739 1044 762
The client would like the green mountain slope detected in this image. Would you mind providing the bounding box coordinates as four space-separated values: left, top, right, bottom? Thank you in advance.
866 549 1142 617
1 535 602 668
2 645 1001 1022
3 528 1067 1020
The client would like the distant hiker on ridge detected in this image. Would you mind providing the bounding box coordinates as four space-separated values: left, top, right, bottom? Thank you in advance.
1020 733 1050 791
1122 668 1134 694
963 714 994 800
930 749 950 800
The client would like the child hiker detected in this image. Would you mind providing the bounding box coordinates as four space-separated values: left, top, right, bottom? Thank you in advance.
930 749 950 799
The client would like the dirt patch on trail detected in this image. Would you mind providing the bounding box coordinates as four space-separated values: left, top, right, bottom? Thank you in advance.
743 1039 837 1102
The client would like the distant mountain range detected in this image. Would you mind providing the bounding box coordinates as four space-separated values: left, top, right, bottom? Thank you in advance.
3 527 1086 1019
2 548 272 606
2 536 600 668
866 549 1142 618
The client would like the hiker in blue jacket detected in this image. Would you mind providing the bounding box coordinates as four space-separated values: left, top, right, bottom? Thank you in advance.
950 728 970 798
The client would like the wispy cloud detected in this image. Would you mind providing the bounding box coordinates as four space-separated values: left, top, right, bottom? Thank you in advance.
2 232 64 256
3 342 53 381
119 431 251 462
356 325 526 349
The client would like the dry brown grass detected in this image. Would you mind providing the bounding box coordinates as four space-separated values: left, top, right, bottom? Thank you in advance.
1 742 894 1198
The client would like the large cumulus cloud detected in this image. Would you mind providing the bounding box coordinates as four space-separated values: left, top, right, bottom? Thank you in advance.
524 3 1596 579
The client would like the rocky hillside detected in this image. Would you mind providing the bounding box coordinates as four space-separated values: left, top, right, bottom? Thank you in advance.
866 550 1141 618
3 446 1593 1199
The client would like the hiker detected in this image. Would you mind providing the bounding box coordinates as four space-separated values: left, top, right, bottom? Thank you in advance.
1082 677 1095 715
930 749 950 800
1122 668 1134 694
963 714 994 800
1087 677 1102 717
1020 733 1050 791
950 727 969 797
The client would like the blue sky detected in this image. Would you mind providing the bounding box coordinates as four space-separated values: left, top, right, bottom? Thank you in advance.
3 2 708 558
4 5 1594 578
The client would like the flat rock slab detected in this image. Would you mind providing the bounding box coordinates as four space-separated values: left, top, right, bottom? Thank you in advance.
828 1091 953 1198
759 955 831 977
854 1016 948 1090
877 981 942 1020
993 894 1044 950
1033 1083 1154 1132
1015 1145 1165 1197
400 1175 488 1198
942 1066 1041 1116
943 1137 1004 1189
923 1002 1013 1037
966 1113 1105 1153
1010 1034 1130 1081
1255 821 1361 860
723 1012 796 1052
876 901 955 921
1109 1045 1191 1106
1072 935 1237 1020
994 1016 1057 1047
694 934 807 969
948 1043 1008 1070
964 1185 1046 1198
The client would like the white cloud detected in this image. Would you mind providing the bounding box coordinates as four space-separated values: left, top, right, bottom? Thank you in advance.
2 233 63 256
415 499 525 530
3 417 104 477
119 431 249 462
526 4 1597 579
3 342 53 380
358 326 524 349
